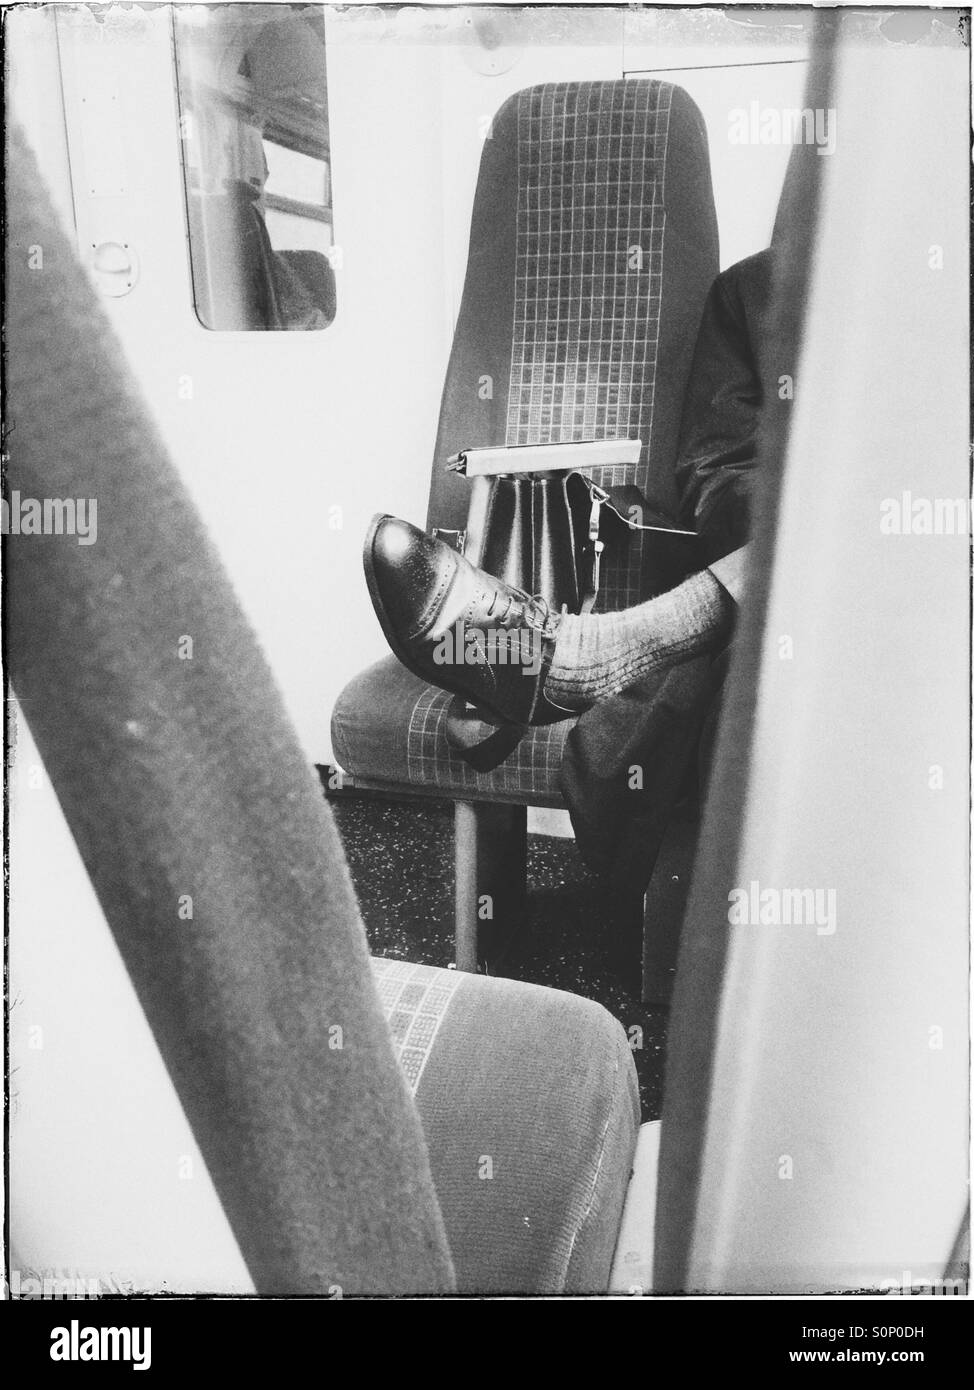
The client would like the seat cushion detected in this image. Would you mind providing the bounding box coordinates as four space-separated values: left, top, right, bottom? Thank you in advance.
372 956 640 1294
332 655 577 803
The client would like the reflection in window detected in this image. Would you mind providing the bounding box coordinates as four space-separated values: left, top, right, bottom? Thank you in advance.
174 4 335 331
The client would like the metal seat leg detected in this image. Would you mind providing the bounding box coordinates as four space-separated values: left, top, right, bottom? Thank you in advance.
454 801 527 972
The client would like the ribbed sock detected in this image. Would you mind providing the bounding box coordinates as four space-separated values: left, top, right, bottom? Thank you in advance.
545 569 733 711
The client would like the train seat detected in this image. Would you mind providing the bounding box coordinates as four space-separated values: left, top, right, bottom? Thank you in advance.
276 248 337 327
332 78 720 973
372 956 639 1294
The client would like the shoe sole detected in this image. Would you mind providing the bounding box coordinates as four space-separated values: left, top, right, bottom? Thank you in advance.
363 512 535 726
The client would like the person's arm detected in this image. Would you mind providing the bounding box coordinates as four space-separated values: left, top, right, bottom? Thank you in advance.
675 253 772 561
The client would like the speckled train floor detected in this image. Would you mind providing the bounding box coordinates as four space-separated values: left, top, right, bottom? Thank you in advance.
329 792 669 1122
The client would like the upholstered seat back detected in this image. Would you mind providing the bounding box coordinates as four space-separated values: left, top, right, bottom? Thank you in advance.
428 79 719 611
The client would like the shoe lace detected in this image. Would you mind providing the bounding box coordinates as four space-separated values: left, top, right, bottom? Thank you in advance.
484 584 559 637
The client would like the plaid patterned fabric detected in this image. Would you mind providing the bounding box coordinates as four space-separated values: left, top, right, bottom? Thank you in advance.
371 956 465 1095
405 683 577 798
506 80 673 612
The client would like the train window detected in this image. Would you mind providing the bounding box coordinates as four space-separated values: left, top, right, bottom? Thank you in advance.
173 3 335 332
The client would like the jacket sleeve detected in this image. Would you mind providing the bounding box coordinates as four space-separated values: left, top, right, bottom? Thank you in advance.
674 263 763 561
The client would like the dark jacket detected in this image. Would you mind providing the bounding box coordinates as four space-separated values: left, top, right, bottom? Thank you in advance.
675 249 773 562
560 250 773 885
